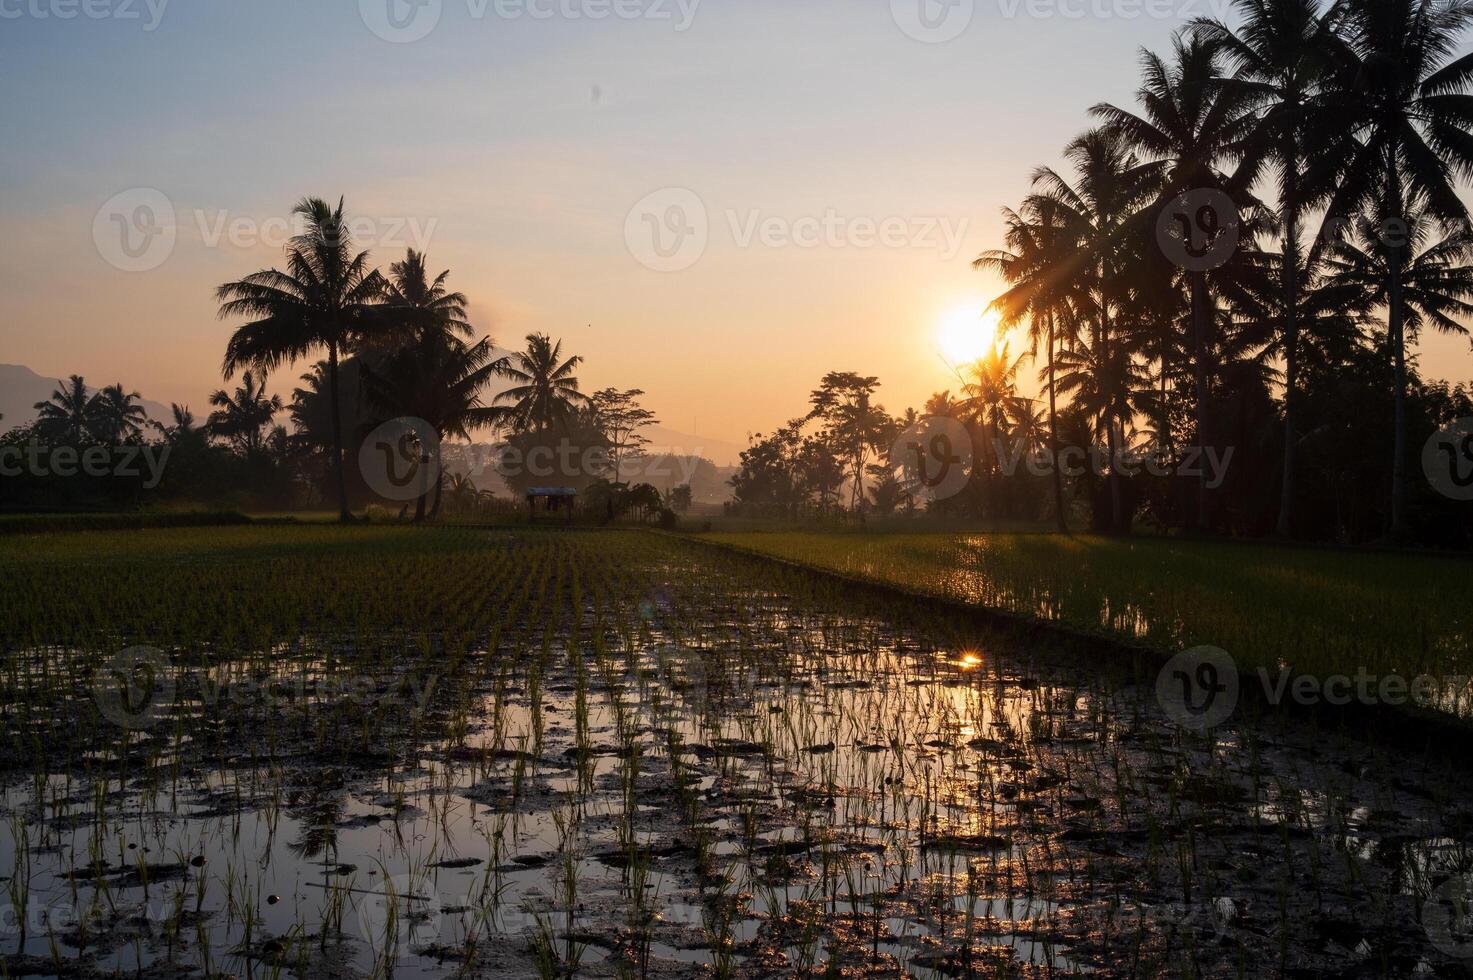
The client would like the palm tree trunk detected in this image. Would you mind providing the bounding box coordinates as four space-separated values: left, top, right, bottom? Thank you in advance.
327 341 350 522
1105 417 1123 533
1189 270 1211 532
429 444 445 519
1386 169 1409 541
1047 313 1066 533
1389 267 1408 539
1276 152 1301 538
1100 298 1123 535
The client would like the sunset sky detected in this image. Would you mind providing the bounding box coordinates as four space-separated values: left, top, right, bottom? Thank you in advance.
3 0 1470 456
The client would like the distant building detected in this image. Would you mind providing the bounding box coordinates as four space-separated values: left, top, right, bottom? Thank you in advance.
526 487 577 522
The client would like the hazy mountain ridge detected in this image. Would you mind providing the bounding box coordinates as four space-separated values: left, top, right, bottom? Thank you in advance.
0 364 174 432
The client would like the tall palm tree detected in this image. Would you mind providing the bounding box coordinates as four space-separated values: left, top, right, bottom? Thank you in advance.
958 340 1029 438
493 333 590 433
1193 0 1341 535
957 341 1032 515
91 384 149 444
33 375 98 443
1030 128 1159 531
377 248 473 349
1093 33 1258 530
977 196 1079 531
208 370 284 456
1317 0 1473 536
216 197 386 521
362 335 510 521
1323 207 1473 522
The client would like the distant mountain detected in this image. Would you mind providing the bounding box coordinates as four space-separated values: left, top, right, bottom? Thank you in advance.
640 426 744 468
0 364 174 432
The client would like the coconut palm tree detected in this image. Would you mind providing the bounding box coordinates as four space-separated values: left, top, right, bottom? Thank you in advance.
443 473 486 514
1316 0 1473 537
956 341 1034 515
493 333 590 433
33 375 98 443
1323 207 1473 522
208 370 284 456
376 248 473 349
152 404 205 447
1193 0 1342 535
1054 332 1152 493
1030 128 1160 531
977 197 1080 530
1092 32 1258 530
90 384 150 443
216 197 387 521
362 335 510 521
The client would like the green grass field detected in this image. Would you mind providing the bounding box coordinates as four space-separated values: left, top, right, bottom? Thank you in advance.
699 530 1473 691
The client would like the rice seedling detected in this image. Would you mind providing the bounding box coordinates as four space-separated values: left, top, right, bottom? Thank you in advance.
0 524 1469 978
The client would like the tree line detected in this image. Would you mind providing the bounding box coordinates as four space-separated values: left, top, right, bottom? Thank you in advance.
731 0 1473 544
3 198 677 521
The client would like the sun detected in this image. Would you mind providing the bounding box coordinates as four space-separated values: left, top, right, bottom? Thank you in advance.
938 307 1002 365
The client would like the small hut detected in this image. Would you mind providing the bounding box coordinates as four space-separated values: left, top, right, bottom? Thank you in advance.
526 487 577 523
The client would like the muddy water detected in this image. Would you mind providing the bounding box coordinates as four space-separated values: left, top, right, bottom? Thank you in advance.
4 554 1473 978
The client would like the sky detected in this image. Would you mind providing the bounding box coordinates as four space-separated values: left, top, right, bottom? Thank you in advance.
2 0 1471 457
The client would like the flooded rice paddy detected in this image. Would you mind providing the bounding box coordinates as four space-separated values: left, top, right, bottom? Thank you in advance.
4 529 1473 978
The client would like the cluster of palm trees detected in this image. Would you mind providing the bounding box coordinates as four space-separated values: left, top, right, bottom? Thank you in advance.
978 0 1473 538
215 197 598 521
31 377 150 445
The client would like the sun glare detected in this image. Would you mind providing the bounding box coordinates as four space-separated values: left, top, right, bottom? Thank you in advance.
938 307 1002 365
